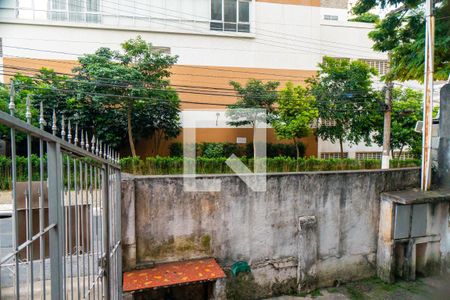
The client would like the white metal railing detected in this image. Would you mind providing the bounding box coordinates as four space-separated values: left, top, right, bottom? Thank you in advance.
0 83 121 300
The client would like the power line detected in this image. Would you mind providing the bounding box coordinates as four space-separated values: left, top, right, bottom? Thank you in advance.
5 0 382 58
7 1 382 56
3 47 314 79
2 65 379 98
1 78 384 112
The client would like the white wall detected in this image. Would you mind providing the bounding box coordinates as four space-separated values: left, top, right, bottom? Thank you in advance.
0 1 384 71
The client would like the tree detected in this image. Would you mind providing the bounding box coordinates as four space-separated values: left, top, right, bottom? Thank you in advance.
349 12 380 23
72 36 181 156
308 57 380 157
273 82 318 158
353 0 450 81
371 88 425 159
227 79 279 156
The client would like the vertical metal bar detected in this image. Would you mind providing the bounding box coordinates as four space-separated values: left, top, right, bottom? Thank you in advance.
60 152 66 300
102 164 110 300
83 159 88 295
94 167 100 300
89 165 94 296
116 168 122 297
48 142 63 300
25 95 34 300
79 160 85 296
9 83 20 300
74 158 80 300
66 155 73 300
39 101 46 300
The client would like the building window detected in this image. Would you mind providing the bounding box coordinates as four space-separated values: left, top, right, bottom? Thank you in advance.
355 152 382 160
49 0 101 23
393 152 415 160
320 152 348 159
210 0 250 33
324 15 338 21
359 59 389 76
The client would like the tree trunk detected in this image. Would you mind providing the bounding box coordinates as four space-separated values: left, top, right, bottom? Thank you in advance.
294 138 300 159
127 103 137 157
339 138 344 159
397 146 404 160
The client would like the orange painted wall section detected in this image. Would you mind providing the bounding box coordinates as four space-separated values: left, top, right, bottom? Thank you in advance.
3 58 318 157
171 65 316 109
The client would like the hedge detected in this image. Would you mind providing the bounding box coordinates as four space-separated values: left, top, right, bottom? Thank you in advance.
0 155 421 191
169 142 306 158
0 155 46 191
120 156 421 176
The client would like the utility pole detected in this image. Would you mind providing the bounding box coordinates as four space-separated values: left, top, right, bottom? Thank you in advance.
382 54 393 170
421 0 435 190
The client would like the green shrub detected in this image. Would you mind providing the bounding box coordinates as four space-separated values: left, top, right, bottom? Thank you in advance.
349 13 380 23
119 156 421 175
169 142 183 157
247 143 305 158
201 143 225 158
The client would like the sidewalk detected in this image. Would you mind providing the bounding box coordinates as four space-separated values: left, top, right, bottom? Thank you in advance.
267 274 450 300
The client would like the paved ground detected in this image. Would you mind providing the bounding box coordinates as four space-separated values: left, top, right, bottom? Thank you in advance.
269 274 450 300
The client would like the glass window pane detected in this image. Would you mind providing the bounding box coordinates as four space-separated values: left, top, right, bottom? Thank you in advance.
224 0 237 22
239 1 249 23
210 21 223 31
51 0 66 10
238 23 250 33
211 0 222 21
225 23 237 31
87 0 100 12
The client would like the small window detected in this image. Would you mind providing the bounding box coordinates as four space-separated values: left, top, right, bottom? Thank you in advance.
355 152 382 160
393 152 415 160
359 59 390 75
324 15 339 21
320 152 348 159
210 0 250 33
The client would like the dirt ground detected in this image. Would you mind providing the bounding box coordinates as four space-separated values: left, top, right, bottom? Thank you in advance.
270 274 450 300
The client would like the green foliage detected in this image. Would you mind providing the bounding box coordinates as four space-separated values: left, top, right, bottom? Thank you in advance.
0 155 47 190
273 82 318 158
371 88 424 159
227 79 279 127
169 142 183 157
353 0 450 81
246 143 305 158
118 155 420 176
349 12 380 23
308 57 380 155
201 143 225 158
72 36 181 155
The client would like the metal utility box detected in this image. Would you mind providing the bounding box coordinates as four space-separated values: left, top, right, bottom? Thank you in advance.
377 189 450 283
393 204 428 239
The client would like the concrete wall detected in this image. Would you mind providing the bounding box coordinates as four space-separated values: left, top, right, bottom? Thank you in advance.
121 168 420 295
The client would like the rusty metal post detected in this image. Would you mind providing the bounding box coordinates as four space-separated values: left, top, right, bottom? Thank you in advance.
421 0 435 190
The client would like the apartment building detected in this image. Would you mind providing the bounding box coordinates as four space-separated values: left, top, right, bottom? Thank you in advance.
0 0 389 157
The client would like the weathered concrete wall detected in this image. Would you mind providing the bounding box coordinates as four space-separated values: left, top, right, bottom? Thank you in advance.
122 168 420 296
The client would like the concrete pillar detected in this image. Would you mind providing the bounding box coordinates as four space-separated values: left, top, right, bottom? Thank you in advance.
121 179 137 271
438 83 450 186
297 216 318 291
377 198 395 283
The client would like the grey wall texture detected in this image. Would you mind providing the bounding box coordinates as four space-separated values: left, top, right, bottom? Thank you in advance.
121 168 420 295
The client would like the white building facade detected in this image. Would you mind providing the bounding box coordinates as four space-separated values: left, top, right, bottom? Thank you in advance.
0 0 392 158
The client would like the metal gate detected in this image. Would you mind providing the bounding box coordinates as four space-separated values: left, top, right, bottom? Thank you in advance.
0 89 122 299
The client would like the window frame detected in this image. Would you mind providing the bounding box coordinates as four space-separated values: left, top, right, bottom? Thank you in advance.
210 0 251 33
48 0 101 23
